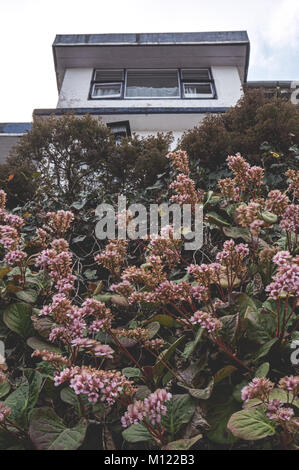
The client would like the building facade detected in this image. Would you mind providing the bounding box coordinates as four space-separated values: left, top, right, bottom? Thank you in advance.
0 30 297 162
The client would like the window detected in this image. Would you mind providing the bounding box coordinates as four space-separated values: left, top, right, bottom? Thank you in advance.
181 69 214 98
125 69 180 98
90 70 124 99
107 121 131 145
90 68 215 99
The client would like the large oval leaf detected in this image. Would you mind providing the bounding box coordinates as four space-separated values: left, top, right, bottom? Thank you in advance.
3 303 33 338
29 407 87 450
122 422 152 444
227 408 276 441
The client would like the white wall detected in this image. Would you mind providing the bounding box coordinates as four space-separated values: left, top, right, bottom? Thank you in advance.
57 65 242 111
56 65 242 143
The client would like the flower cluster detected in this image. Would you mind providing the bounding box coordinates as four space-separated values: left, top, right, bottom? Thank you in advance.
46 210 74 237
54 366 135 404
36 239 76 294
148 226 181 269
121 389 172 428
235 202 261 228
31 350 70 368
278 375 299 395
190 310 222 333
71 338 114 359
169 173 201 207
265 190 289 216
218 178 240 202
216 240 249 272
266 400 294 422
225 154 264 198
241 378 274 402
286 169 299 200
0 192 25 267
266 251 299 299
95 239 128 277
167 150 190 174
280 204 299 233
187 262 221 287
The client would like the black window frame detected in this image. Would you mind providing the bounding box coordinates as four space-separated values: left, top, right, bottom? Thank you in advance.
179 68 216 100
89 68 216 100
89 69 125 100
107 120 131 138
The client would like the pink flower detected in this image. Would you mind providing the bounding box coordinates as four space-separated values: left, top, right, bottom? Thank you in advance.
190 311 222 333
4 250 26 265
241 378 274 402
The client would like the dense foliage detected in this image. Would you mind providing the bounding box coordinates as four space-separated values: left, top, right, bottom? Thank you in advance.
2 114 172 205
0 150 298 450
180 89 299 169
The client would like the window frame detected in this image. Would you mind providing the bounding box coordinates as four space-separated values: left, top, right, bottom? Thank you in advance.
89 68 216 100
124 68 181 100
180 68 216 100
89 69 125 100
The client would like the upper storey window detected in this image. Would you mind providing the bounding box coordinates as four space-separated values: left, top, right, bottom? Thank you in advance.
91 70 124 98
125 70 180 98
90 68 215 99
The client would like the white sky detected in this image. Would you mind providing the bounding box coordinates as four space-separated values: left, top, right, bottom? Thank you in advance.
1 0 299 122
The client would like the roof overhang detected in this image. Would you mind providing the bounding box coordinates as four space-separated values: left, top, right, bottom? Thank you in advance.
53 31 250 92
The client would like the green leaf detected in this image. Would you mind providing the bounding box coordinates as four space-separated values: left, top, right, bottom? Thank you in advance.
214 366 237 384
0 382 10 399
254 339 278 362
5 384 29 427
223 226 251 242
3 303 33 338
122 422 152 444
162 394 195 436
29 407 87 450
245 307 276 344
179 379 214 400
227 408 276 441
182 328 203 360
60 387 80 407
150 314 174 328
207 396 239 445
206 212 231 227
261 211 277 225
122 367 143 378
15 289 37 304
146 321 160 339
26 337 61 354
24 369 43 412
163 434 202 450
255 362 270 378
153 336 185 379
244 388 299 409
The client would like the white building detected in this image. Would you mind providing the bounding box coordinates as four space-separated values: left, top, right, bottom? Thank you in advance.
38 31 249 142
0 30 296 162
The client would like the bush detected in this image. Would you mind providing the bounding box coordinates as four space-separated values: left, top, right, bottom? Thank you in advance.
9 114 172 204
180 89 299 167
0 151 298 450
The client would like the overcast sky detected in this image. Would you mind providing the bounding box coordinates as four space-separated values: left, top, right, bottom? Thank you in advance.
1 0 299 122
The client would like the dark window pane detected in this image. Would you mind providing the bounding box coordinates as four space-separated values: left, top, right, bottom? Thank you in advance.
126 70 179 98
181 69 210 81
94 69 123 81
